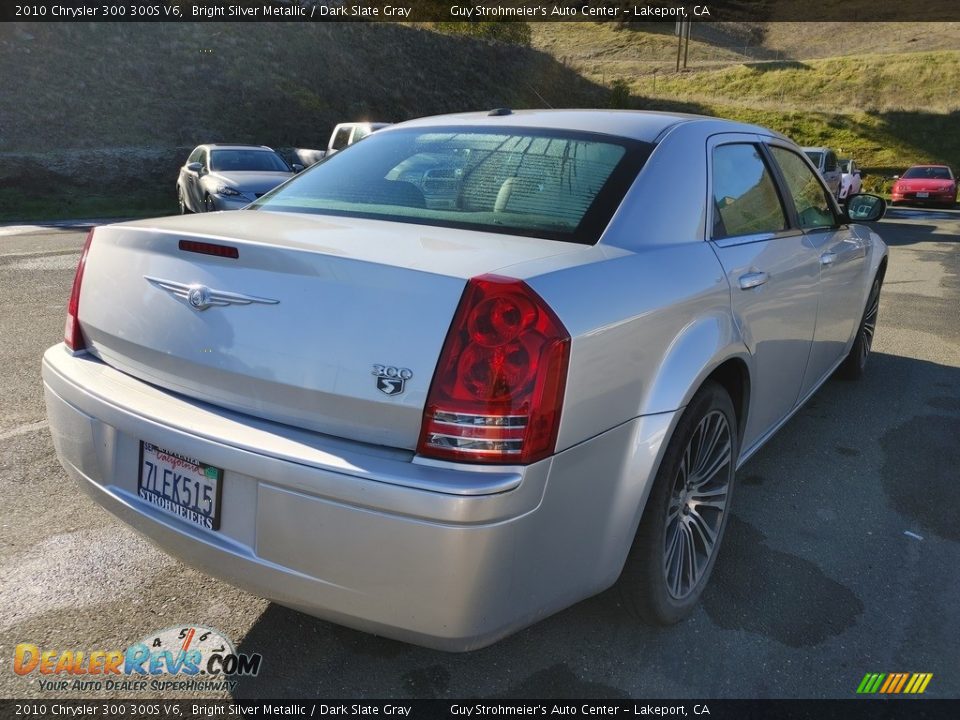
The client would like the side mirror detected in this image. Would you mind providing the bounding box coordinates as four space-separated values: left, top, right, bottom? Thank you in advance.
291 163 304 173
845 193 886 222
186 162 203 173
891 175 900 180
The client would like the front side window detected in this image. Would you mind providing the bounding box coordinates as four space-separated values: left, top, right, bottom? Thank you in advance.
711 144 787 239
187 147 203 164
825 151 838 172
804 151 824 169
251 127 650 244
771 147 836 230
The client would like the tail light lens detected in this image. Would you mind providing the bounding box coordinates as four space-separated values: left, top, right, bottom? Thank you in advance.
64 228 95 352
418 275 570 464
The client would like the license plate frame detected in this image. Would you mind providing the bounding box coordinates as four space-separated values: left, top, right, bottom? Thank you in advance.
137 442 223 531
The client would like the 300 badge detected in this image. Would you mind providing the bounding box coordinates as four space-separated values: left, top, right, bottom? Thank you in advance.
372 364 413 396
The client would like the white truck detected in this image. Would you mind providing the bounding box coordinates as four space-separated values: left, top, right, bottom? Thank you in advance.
293 122 391 168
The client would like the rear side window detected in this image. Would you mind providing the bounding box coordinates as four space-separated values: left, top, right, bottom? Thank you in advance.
252 126 651 244
711 144 787 239
331 127 352 151
770 147 836 230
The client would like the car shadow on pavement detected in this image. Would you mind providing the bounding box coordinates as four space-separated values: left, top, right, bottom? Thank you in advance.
230 352 960 699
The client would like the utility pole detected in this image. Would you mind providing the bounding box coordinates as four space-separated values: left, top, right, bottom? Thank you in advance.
676 21 683 73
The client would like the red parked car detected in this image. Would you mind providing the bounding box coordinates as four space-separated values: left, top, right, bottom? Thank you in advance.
891 165 957 207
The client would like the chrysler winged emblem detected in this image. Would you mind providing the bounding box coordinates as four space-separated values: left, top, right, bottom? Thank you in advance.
145 276 279 311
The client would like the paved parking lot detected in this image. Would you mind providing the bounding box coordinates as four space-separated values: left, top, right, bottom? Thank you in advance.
1 209 958 699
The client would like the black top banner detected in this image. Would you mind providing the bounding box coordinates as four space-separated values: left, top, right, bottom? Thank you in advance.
2 0 960 23
2 700 960 720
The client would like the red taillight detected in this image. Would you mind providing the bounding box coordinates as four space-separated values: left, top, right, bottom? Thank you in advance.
64 228 95 352
418 275 570 465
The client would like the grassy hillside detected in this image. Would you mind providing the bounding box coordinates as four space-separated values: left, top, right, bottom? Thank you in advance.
532 21 960 78
532 22 960 186
0 23 604 152
632 51 960 113
0 22 605 220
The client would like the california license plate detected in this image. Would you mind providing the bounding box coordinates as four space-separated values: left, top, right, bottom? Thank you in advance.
138 442 222 530
916 192 929 198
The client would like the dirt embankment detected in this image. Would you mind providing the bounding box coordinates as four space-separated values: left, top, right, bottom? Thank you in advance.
0 22 606 219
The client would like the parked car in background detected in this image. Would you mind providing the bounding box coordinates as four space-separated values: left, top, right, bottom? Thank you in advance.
177 144 302 214
838 158 863 202
325 121 391 157
802 146 842 198
46 110 889 651
891 165 957 207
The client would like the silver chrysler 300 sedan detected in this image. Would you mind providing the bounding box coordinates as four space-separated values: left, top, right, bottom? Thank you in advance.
43 110 888 650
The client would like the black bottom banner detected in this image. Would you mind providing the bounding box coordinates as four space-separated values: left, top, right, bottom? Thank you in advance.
1 700 958 720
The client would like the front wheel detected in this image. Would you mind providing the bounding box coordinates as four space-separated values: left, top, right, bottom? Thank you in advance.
838 275 881 380
619 380 738 625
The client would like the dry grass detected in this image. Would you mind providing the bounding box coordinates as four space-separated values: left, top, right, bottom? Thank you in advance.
631 51 960 113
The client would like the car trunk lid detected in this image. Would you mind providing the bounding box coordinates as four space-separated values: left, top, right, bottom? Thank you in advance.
77 210 580 450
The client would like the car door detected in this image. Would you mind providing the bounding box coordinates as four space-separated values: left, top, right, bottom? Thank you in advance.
707 136 821 451
182 147 202 211
768 144 868 397
769 141 867 397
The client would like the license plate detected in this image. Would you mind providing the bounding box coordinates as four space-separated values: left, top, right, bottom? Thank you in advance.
916 192 929 198
138 442 222 530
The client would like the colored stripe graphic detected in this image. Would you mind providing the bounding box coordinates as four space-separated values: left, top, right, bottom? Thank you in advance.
857 673 933 694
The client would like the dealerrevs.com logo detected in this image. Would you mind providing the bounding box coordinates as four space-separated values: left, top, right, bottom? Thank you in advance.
13 625 262 693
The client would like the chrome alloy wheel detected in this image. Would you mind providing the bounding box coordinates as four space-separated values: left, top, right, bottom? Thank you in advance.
663 409 733 600
858 280 880 368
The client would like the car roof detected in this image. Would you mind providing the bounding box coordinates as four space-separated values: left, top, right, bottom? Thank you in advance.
392 109 785 144
908 164 950 169
801 146 829 152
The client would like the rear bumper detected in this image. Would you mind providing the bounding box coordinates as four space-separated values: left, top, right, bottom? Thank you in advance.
42 345 674 651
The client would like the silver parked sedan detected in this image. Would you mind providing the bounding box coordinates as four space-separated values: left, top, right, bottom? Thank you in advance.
176 144 302 213
44 110 888 650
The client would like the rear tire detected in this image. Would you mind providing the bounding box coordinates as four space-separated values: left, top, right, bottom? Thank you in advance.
838 275 881 380
619 380 738 625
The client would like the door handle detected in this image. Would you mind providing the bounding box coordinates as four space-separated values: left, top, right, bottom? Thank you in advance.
738 271 769 290
820 251 837 266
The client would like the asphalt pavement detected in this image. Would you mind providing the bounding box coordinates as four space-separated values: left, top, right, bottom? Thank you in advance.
0 208 958 699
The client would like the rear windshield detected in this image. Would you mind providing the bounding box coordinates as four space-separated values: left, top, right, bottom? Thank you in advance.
210 149 290 173
804 151 824 167
250 126 651 244
902 166 952 180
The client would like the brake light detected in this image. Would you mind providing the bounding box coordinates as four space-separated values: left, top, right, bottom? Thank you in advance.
418 275 570 464
64 228 95 352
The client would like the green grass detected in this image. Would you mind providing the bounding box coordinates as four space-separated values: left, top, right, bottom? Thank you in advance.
0 189 174 223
